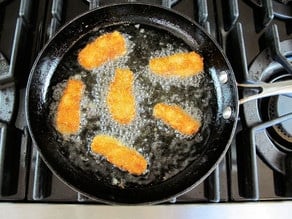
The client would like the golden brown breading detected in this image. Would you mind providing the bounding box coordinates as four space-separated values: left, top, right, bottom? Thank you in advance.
55 79 85 135
78 31 126 70
153 103 201 136
149 51 204 77
106 68 136 124
91 135 147 175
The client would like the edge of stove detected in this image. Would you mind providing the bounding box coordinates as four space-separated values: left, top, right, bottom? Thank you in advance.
0 202 291 219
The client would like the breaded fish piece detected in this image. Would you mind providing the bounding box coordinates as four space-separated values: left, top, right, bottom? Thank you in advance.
78 31 126 70
106 68 136 124
153 103 201 136
91 135 147 175
149 51 204 77
55 79 85 135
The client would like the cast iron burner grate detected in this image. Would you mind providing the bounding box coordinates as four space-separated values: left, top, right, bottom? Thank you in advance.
249 0 292 19
243 39 292 175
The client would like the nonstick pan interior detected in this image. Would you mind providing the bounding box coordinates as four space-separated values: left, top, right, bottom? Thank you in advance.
26 3 238 204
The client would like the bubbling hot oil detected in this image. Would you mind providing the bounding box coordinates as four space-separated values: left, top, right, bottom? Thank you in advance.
49 24 215 187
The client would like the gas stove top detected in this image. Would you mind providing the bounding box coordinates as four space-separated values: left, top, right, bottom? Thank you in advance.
0 0 291 204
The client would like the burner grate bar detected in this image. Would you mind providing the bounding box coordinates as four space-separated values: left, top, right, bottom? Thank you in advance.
52 0 63 22
2 3 35 87
48 0 63 38
32 151 52 200
261 0 274 27
222 0 239 31
19 0 33 24
252 0 274 32
204 166 221 202
87 0 99 10
0 122 23 199
0 123 7 197
225 22 249 82
162 0 179 8
284 153 292 196
195 0 211 32
234 130 259 200
260 24 292 74
92 0 177 8
197 0 208 24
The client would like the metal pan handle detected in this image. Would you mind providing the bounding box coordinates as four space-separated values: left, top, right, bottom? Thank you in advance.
238 80 292 105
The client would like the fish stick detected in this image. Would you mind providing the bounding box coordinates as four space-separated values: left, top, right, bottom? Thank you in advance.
78 31 126 70
149 51 204 77
153 103 201 136
91 135 147 175
106 68 136 124
55 79 85 135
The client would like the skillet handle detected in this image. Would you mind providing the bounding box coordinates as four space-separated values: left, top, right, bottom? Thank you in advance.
237 80 292 105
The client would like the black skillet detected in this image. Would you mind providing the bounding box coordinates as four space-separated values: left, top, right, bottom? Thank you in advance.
25 3 239 204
